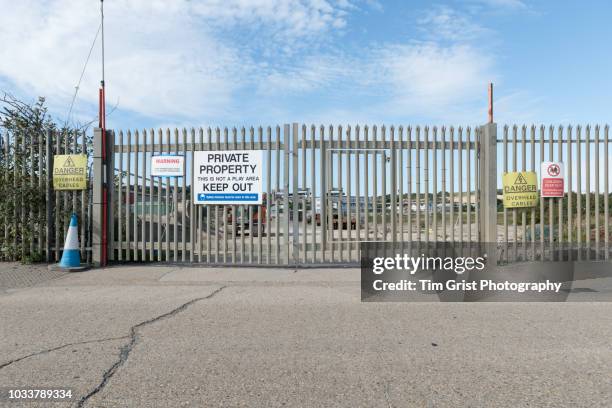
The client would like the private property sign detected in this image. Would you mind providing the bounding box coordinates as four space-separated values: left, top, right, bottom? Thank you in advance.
540 161 564 197
151 155 184 177
193 150 263 204
502 171 538 208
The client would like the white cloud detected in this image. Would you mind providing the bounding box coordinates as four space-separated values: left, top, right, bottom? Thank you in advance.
0 1 524 127
371 5 496 121
465 0 533 15
418 5 490 42
0 0 353 124
473 0 528 9
256 54 357 94
370 42 495 119
494 90 544 125
251 2 497 122
362 0 384 12
248 39 495 124
190 0 351 38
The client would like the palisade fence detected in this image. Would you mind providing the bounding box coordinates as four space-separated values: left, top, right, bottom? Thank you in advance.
0 128 93 263
108 125 482 266
500 125 611 263
104 123 611 267
0 123 610 266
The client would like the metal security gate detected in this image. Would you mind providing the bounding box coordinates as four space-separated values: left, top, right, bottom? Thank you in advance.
313 125 481 264
109 127 292 265
107 124 481 266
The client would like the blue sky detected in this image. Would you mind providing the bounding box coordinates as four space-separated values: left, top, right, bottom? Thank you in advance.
1 0 612 130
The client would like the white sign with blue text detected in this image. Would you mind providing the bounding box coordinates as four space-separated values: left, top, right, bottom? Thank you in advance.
193 150 263 205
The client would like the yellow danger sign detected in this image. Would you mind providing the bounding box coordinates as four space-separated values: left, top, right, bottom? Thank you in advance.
53 154 88 190
502 171 538 208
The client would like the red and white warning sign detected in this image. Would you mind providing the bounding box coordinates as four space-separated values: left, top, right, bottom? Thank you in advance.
151 155 184 177
540 161 564 197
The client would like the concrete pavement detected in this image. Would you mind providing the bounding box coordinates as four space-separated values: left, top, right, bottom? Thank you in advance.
1 264 611 407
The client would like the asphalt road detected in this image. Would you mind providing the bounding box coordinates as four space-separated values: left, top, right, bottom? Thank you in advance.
1 264 611 407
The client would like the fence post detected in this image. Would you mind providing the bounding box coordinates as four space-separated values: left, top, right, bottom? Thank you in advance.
320 130 327 262
479 123 498 267
45 130 53 262
283 124 290 265
92 128 105 266
292 123 299 266
107 130 115 262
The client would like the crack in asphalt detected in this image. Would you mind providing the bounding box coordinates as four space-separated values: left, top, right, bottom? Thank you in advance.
76 285 227 408
384 381 393 408
0 336 130 370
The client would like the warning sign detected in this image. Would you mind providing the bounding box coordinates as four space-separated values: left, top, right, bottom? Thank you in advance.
193 150 263 204
541 161 564 198
53 154 88 190
502 171 538 208
151 155 184 177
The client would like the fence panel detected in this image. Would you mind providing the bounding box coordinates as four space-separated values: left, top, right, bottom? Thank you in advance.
109 124 480 266
498 124 611 263
4 122 608 268
0 129 92 263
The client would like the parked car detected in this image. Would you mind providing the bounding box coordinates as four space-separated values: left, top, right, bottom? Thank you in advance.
316 212 364 230
227 200 267 237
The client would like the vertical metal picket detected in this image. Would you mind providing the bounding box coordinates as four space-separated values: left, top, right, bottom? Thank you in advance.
157 129 163 262
141 129 147 261
605 126 610 260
